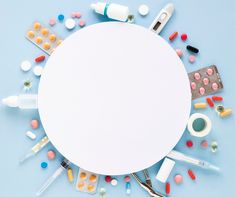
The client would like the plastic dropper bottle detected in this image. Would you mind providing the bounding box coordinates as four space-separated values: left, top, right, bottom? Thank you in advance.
91 2 130 22
2 94 38 109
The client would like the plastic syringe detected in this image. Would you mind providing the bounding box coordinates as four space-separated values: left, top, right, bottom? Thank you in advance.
19 136 49 164
36 159 70 196
167 150 220 172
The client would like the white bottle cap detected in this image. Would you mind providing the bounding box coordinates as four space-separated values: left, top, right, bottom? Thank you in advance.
156 157 175 183
90 2 106 15
2 96 19 107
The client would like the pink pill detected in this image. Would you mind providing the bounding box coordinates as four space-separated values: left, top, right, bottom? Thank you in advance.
194 72 201 80
175 49 183 57
75 12 82 18
212 82 219 90
191 82 197 90
200 140 209 149
207 68 214 76
31 119 39 129
203 78 209 85
124 175 131 183
174 174 183 184
47 150 56 160
79 20 86 27
199 87 205 95
49 18 56 26
189 55 196 63
71 12 77 18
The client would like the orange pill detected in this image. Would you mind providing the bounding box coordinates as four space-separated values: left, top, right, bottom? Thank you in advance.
87 184 95 191
34 22 41 30
41 28 49 36
80 172 87 180
49 34 56 42
35 37 43 44
77 182 85 189
43 43 51 50
27 31 35 38
89 174 97 183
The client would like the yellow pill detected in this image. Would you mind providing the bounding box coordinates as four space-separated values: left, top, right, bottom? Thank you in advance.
35 37 43 44
49 34 56 42
57 39 63 46
194 103 207 109
27 31 35 38
220 108 232 118
67 168 74 183
89 174 97 183
43 42 51 50
41 28 49 36
77 182 85 189
80 172 87 180
34 22 41 31
87 184 95 192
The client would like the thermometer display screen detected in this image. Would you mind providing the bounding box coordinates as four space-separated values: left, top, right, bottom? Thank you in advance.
153 21 161 31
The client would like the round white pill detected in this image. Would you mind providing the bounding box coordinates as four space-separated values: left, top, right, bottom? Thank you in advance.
33 66 44 77
138 4 149 16
65 18 76 30
111 178 118 186
20 60 31 72
26 131 36 140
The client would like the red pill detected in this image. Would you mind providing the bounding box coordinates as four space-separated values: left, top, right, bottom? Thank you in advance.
186 140 193 148
165 182 170 194
35 55 45 63
169 32 178 41
188 169 196 180
181 33 188 41
212 96 223 102
206 98 214 107
105 176 112 183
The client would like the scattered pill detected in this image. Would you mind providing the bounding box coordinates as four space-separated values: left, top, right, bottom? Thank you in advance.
41 162 48 169
194 72 201 80
194 102 207 109
215 105 224 113
35 55 45 63
175 49 183 57
186 140 193 148
127 14 135 23
165 182 170 194
58 14 65 21
31 119 39 129
191 82 197 90
105 175 112 183
79 20 86 27
75 12 82 18
211 82 219 91
186 45 199 54
199 87 205 95
181 33 188 41
26 130 36 140
188 169 196 180
220 108 232 118
67 168 74 183
33 66 44 76
99 188 106 197
49 18 56 26
124 175 131 183
138 4 149 16
65 18 76 30
206 68 214 76
206 98 214 107
189 55 196 63
23 79 33 91
169 32 178 41
20 60 32 72
47 150 56 160
174 174 183 184
111 178 118 186
211 141 218 153
200 140 209 149
212 96 223 102
203 78 210 85
126 182 131 194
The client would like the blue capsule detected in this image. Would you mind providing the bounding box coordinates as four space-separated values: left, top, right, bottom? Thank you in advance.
58 14 65 22
126 182 131 194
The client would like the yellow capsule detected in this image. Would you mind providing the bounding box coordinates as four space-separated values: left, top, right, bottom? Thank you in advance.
220 108 232 118
41 28 49 37
49 34 56 42
57 39 63 46
27 31 35 39
77 182 85 190
89 174 97 183
87 184 95 192
43 42 51 50
35 37 43 44
67 168 74 183
34 22 41 31
194 103 207 109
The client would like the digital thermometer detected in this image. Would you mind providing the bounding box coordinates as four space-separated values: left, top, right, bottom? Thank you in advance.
149 3 174 34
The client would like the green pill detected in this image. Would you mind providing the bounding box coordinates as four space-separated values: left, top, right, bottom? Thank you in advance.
192 118 206 132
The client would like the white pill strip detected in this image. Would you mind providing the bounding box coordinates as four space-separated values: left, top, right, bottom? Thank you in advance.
156 157 175 183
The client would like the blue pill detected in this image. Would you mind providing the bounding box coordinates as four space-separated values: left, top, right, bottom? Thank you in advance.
58 14 65 21
41 162 48 169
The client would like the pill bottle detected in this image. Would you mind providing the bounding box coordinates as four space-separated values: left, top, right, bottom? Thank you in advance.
2 94 38 109
91 2 130 22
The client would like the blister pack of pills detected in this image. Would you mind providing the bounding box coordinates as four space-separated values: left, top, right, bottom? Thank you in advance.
26 21 63 55
76 168 99 194
188 65 223 100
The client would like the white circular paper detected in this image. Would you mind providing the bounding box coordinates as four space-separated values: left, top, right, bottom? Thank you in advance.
38 22 191 175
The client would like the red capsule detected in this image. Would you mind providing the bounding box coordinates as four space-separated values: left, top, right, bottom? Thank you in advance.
186 140 193 148
212 96 223 102
105 176 112 183
165 182 170 194
35 55 45 63
206 98 214 108
188 169 196 180
169 32 178 41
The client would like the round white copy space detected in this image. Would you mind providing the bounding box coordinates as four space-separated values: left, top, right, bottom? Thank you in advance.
38 22 191 175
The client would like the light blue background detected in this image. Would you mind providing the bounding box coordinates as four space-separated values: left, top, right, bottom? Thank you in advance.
0 0 235 196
